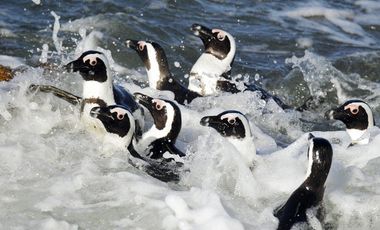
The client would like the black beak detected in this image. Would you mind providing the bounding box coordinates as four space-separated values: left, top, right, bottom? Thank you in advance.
126 39 139 51
191 23 214 46
200 115 220 127
65 59 83 73
325 108 337 120
133 92 154 109
90 106 113 120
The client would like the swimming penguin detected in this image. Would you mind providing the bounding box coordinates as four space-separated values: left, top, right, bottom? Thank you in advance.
274 133 333 230
133 92 186 162
190 24 290 109
90 104 181 182
200 110 256 166
126 40 201 105
189 23 236 95
325 99 375 145
29 50 143 136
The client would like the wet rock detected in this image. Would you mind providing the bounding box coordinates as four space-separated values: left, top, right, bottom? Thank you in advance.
0 64 13 81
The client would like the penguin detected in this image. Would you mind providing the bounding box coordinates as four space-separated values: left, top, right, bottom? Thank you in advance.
126 40 201 105
190 23 290 109
90 104 181 182
133 92 186 162
200 110 256 166
29 50 143 136
273 133 333 230
325 99 375 145
189 23 236 95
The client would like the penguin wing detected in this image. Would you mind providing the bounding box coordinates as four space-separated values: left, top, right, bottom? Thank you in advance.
162 77 201 105
113 85 139 111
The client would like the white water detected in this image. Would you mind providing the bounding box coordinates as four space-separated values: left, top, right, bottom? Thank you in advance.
1 8 380 230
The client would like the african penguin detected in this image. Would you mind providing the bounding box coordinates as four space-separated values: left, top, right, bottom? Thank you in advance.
325 99 375 145
126 40 201 105
189 23 236 96
89 104 143 159
200 110 256 166
274 134 333 230
133 92 186 162
90 104 181 182
190 24 290 109
29 50 143 136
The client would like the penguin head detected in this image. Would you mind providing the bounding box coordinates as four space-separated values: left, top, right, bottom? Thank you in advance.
66 50 110 82
326 100 374 143
200 110 251 139
90 105 135 140
191 23 236 62
126 40 170 89
134 92 181 140
305 134 333 189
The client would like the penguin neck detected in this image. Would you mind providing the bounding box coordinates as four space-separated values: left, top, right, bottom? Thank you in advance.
226 135 256 166
346 128 371 145
146 48 171 90
82 79 115 105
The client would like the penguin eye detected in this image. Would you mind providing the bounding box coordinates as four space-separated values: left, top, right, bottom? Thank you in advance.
139 44 145 51
156 104 163 110
351 108 359 114
117 114 125 120
228 119 236 125
217 33 225 41
90 60 97 66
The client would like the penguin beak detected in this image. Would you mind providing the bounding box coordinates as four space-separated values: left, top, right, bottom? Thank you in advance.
191 23 214 45
134 92 154 109
90 106 113 120
126 39 139 51
200 115 221 127
325 108 337 120
65 58 85 73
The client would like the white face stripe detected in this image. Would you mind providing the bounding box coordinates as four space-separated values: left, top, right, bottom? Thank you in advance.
145 43 160 89
82 53 109 67
305 138 314 179
125 111 136 145
110 107 128 120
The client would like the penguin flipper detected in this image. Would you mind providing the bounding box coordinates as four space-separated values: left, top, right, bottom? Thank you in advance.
165 143 186 158
28 84 82 105
113 85 139 112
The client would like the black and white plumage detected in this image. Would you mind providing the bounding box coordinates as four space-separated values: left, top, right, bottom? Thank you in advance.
190 24 290 109
29 50 143 136
90 104 181 182
200 110 256 166
189 23 236 95
274 134 333 230
326 99 375 145
134 92 185 162
126 40 201 105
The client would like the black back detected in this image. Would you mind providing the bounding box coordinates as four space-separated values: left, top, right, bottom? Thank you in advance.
274 136 333 230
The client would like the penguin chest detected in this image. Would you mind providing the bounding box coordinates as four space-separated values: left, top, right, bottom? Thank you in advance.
189 54 230 95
